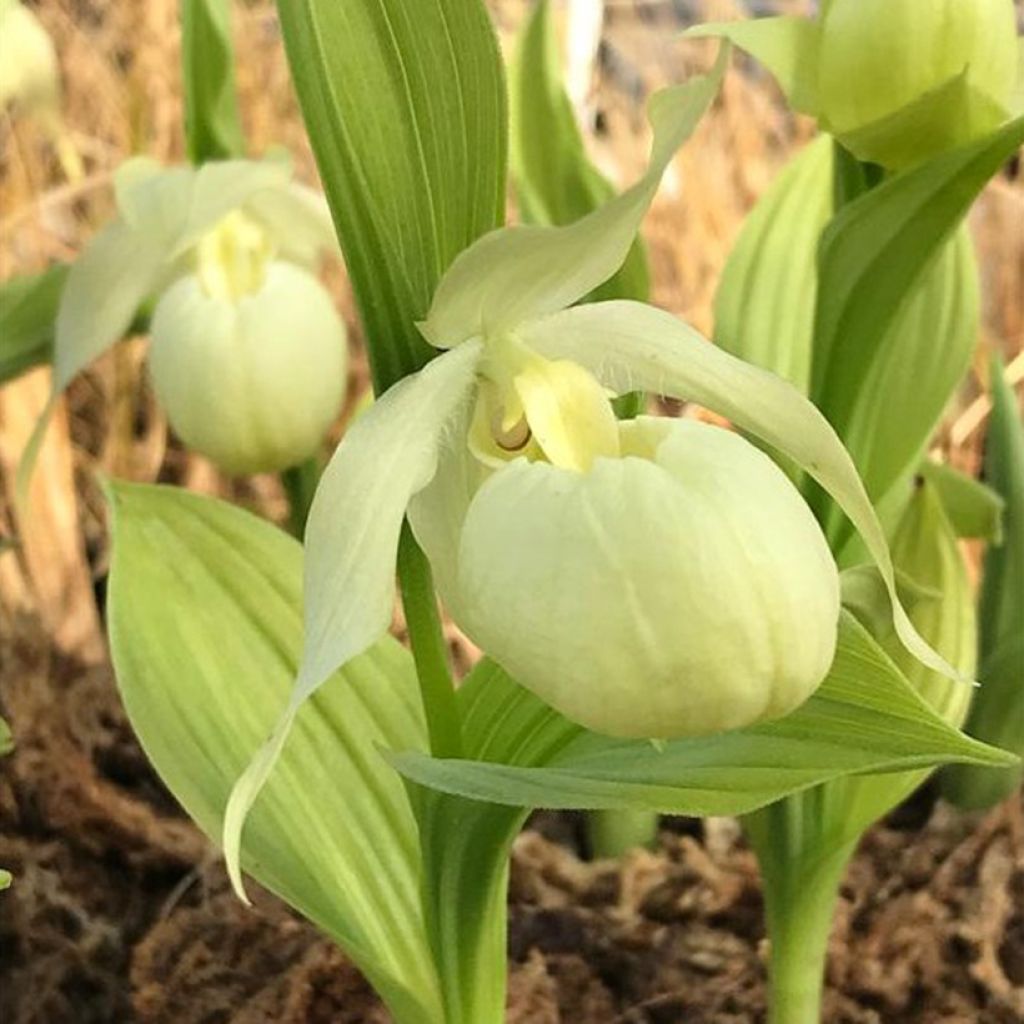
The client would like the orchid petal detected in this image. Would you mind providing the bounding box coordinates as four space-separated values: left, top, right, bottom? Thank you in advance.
224 341 483 896
418 47 728 349
522 300 963 682
15 219 169 504
244 182 340 265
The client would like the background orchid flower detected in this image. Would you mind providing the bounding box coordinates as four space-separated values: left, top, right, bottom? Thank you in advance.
18 154 345 487
687 0 1022 170
223 47 968 899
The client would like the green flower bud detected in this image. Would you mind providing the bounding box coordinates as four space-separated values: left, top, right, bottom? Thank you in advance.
818 0 1018 167
148 213 347 475
435 413 839 740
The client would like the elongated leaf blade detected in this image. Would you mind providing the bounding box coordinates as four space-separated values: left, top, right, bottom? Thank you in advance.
107 483 444 1024
829 228 979 528
181 0 245 163
0 265 67 384
510 0 648 302
943 354 1024 807
712 136 833 393
811 117 1024 439
391 613 1011 813
822 481 977 843
275 0 507 389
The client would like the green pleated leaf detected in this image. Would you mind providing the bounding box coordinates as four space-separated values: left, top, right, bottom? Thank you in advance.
274 0 506 389
712 136 833 394
181 0 246 163
943 354 1024 808
106 482 444 1024
823 481 977 844
828 228 979 532
409 657 580 1023
391 612 1011 814
510 0 648 303
920 460 1004 542
811 117 1024 453
0 265 67 384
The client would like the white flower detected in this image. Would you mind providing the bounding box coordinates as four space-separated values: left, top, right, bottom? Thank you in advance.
224 51 961 899
22 155 346 480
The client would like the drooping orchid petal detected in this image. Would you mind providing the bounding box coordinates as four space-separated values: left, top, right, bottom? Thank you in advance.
223 338 483 900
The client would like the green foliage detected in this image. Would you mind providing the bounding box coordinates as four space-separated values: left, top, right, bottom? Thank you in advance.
811 119 1024 485
181 0 245 163
713 136 833 394
510 0 649 302
274 0 507 390
0 265 67 385
920 460 1004 542
943 354 1024 807
106 483 445 1023
391 612 1009 812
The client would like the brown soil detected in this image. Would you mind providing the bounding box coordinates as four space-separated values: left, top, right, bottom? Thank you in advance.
2 617 1022 1024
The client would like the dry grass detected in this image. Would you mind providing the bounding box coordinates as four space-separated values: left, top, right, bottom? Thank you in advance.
0 0 1021 660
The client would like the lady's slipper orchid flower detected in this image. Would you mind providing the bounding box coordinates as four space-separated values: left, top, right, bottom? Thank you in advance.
19 155 346 486
687 0 1022 170
224 51 964 899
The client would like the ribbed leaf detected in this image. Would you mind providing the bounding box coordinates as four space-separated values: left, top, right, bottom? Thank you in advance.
181 0 245 163
920 460 1004 542
274 0 506 389
510 0 648 302
943 354 1024 807
0 265 67 384
391 612 1010 813
712 136 832 394
828 228 979 532
822 481 977 846
106 483 444 1024
811 117 1024 446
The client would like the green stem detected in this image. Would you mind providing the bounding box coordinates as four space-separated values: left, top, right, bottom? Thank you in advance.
280 456 320 538
588 808 658 858
397 523 463 759
748 800 856 1024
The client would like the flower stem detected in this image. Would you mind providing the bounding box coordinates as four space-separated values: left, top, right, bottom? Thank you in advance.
588 809 658 858
397 522 463 759
280 456 320 538
747 798 856 1024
